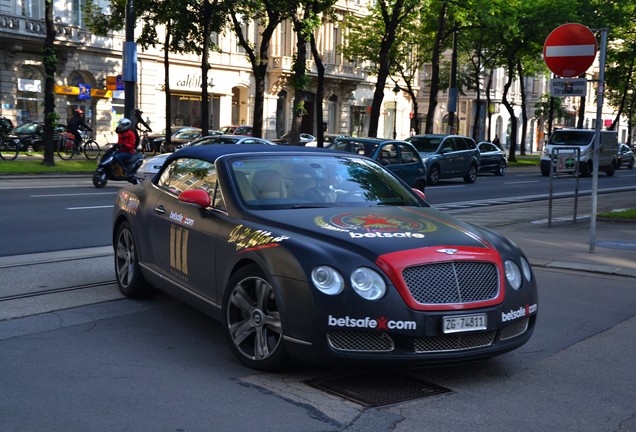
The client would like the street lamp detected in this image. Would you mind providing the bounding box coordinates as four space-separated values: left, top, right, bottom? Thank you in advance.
393 85 400 139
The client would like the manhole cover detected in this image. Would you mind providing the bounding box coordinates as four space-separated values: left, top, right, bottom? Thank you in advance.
306 371 452 407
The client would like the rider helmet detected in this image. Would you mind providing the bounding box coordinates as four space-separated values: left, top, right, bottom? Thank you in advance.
75 108 84 116
118 118 132 132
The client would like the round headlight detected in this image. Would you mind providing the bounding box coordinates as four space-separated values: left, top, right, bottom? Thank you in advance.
505 260 522 290
311 266 344 295
520 257 532 282
351 267 386 300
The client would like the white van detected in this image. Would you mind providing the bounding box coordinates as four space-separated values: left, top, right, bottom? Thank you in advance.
540 129 619 177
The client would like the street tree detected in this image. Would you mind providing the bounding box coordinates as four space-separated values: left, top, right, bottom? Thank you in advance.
42 0 57 166
227 0 288 139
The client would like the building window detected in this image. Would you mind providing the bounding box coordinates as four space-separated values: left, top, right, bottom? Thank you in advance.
21 0 42 19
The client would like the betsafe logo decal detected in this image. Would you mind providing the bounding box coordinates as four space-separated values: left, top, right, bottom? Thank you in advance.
315 212 437 239
501 304 538 322
328 315 417 331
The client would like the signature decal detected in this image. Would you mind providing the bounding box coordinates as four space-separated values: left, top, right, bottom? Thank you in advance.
170 224 189 281
228 224 289 252
315 212 437 238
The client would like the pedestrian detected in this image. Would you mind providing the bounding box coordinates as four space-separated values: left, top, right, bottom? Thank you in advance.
493 135 501 149
410 128 416 137
67 108 91 153
114 118 136 175
134 109 152 148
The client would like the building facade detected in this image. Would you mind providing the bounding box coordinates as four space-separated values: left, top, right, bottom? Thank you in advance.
0 0 629 147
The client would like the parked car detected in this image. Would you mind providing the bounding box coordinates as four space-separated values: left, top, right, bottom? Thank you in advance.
477 141 508 175
304 133 348 147
137 134 276 181
112 144 538 370
217 125 253 136
160 128 203 153
617 143 634 169
145 126 200 153
406 134 480 185
5 122 67 151
326 137 427 191
540 129 618 177
272 132 317 146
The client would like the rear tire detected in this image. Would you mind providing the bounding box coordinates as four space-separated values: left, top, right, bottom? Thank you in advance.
56 138 74 160
463 163 478 183
114 221 155 298
0 139 18 160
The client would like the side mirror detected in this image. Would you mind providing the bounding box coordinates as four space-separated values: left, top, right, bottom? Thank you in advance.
412 188 426 201
179 189 211 208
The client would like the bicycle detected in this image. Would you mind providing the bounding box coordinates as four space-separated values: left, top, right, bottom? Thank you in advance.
138 129 157 157
0 137 19 160
57 129 101 160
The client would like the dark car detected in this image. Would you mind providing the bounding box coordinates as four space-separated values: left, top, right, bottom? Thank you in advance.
6 122 67 151
327 137 427 191
272 132 316 146
406 134 480 185
154 127 202 153
617 143 634 169
217 125 253 136
112 144 538 370
477 141 508 175
145 126 200 153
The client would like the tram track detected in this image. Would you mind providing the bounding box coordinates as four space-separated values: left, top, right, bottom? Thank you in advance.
0 280 116 303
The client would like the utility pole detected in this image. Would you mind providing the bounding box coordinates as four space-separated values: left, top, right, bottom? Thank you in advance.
447 23 458 134
123 0 136 122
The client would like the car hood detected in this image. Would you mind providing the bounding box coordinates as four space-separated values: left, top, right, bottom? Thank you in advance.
245 206 498 258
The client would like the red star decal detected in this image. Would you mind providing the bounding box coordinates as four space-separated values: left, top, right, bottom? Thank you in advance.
355 215 401 230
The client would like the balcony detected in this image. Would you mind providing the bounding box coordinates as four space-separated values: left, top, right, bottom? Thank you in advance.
269 56 366 82
0 13 93 45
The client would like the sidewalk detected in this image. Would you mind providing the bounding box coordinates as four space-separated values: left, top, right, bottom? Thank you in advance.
447 190 636 278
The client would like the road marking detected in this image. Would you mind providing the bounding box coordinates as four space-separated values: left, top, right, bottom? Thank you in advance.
504 180 540 185
31 192 117 197
67 205 114 210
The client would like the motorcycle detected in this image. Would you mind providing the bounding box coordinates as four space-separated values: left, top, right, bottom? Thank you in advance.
92 145 144 188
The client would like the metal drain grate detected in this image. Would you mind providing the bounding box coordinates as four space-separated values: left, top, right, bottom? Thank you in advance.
306 371 452 407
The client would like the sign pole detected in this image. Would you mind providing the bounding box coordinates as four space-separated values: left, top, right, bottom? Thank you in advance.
589 28 607 253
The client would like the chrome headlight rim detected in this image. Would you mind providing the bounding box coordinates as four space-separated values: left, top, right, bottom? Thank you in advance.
311 266 344 295
520 256 532 282
350 267 386 300
505 259 522 290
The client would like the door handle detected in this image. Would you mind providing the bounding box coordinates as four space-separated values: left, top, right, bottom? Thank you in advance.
155 205 165 214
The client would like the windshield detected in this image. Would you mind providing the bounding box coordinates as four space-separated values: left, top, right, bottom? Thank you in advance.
407 136 443 152
193 137 240 146
548 130 594 146
228 155 424 209
15 123 39 134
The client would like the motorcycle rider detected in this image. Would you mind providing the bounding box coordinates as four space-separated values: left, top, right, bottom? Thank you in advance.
114 118 137 176
67 108 91 153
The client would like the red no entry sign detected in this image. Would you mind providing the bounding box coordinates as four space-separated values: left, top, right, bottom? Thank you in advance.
544 23 597 77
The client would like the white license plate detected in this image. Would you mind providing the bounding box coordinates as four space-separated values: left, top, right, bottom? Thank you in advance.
443 313 487 334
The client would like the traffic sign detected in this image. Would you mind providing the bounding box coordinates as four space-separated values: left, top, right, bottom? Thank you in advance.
550 78 587 97
544 23 597 77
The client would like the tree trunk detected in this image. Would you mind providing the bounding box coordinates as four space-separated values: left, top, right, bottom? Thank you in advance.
42 0 57 167
503 60 517 162
367 0 404 138
164 23 172 148
425 1 448 134
310 35 325 147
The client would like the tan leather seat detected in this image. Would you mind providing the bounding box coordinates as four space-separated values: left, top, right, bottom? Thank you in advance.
251 169 287 199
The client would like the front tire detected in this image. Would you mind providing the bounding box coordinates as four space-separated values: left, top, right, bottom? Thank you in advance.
222 264 290 371
114 221 154 298
92 171 107 188
495 161 507 176
427 165 440 186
